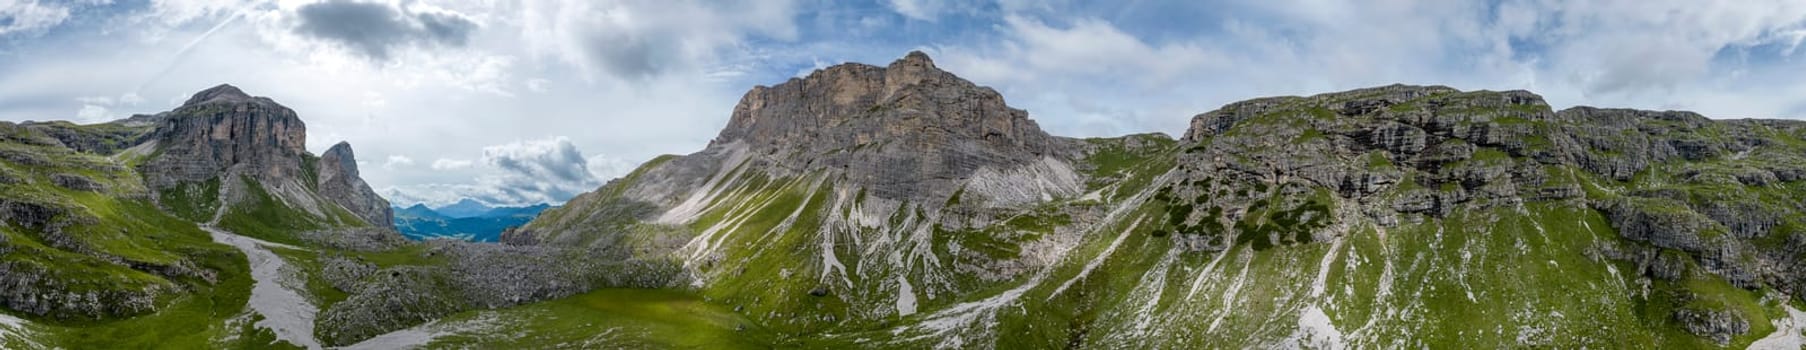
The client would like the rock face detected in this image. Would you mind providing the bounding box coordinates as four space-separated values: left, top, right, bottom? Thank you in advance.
49 173 104 192
1164 85 1806 290
21 119 158 155
138 84 309 190
509 67 1806 348
317 142 393 227
1675 307 1752 345
519 51 1084 247
710 51 1069 203
135 84 394 227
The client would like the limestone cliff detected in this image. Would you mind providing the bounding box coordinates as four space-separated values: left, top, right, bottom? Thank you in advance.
138 84 308 190
136 84 391 227
318 142 393 228
712 51 1070 203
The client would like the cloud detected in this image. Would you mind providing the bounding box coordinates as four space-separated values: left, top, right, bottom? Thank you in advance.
518 0 801 80
1491 0 1806 96
886 0 950 22
0 0 71 36
974 16 1220 87
481 136 593 186
934 15 1228 137
65 92 148 123
293 0 478 60
431 158 473 170
383 155 415 169
524 78 550 93
12 0 1806 210
927 1 1806 138
385 137 615 206
75 104 111 122
584 153 637 182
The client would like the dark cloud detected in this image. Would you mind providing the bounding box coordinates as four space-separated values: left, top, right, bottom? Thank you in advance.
578 23 686 80
382 136 607 207
293 0 476 60
414 11 475 46
476 137 601 203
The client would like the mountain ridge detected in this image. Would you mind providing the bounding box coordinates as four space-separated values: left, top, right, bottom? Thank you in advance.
6 52 1806 349
503 52 1806 348
0 84 682 349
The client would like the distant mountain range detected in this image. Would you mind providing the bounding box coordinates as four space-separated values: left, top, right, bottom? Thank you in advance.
391 200 552 242
431 198 497 218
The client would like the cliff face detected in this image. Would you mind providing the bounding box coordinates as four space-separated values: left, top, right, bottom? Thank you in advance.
318 142 393 228
138 84 309 190
130 84 392 228
710 51 1072 203
511 51 1806 348
1166 84 1806 295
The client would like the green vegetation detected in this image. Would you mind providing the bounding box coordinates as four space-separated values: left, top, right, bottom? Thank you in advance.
1081 134 1176 183
217 177 324 245
158 178 219 223
299 154 320 191
0 122 308 348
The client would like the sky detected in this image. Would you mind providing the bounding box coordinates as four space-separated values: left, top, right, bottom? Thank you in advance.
3 0 1806 208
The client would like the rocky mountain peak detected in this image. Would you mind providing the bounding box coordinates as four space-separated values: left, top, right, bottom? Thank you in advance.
138 84 392 227
881 50 941 89
181 83 264 107
317 140 392 227
323 142 359 178
706 51 1067 202
897 50 934 66
141 85 307 189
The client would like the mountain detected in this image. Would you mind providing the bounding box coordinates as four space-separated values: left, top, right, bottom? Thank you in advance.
397 203 447 219
433 198 493 218
478 203 551 218
0 83 400 348
0 85 678 349
490 52 1806 348
7 54 1806 349
391 203 551 242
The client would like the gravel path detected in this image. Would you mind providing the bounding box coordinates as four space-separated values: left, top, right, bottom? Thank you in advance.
204 226 320 349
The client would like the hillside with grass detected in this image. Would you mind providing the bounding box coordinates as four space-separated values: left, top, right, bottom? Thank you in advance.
503 53 1806 348
5 53 1806 349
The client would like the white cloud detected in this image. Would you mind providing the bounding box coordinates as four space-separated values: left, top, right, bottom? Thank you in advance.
387 136 628 206
524 78 550 93
431 158 473 170
75 104 111 122
10 0 1806 208
65 92 148 123
1493 0 1806 96
962 16 1220 88
0 0 72 36
886 0 948 22
480 136 594 187
516 0 800 81
143 0 244 26
383 155 414 169
931 1 1806 139
584 153 636 182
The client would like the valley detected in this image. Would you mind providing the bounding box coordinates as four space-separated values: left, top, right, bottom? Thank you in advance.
2 52 1806 349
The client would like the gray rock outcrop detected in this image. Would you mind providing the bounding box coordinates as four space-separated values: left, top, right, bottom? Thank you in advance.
317 142 393 227
711 50 1066 203
137 84 309 190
